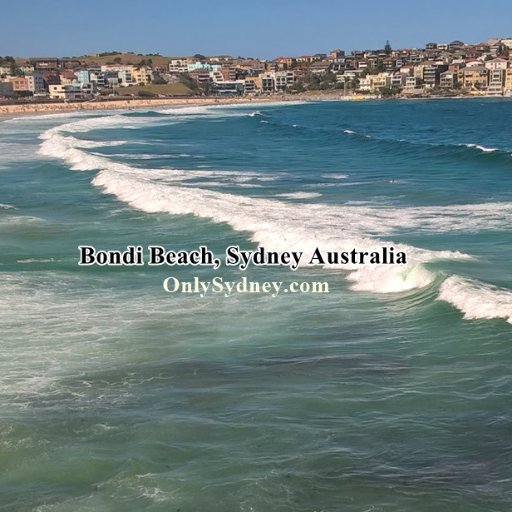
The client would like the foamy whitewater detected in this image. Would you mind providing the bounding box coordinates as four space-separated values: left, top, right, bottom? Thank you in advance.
1 99 512 511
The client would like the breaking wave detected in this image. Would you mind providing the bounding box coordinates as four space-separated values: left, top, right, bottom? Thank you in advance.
36 108 512 321
439 276 512 324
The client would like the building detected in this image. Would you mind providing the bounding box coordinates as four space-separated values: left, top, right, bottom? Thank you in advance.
75 70 91 85
260 73 275 93
244 76 261 94
189 70 210 83
274 70 295 91
505 68 512 93
59 70 77 85
117 69 134 86
276 57 296 69
485 58 508 71
29 58 60 71
211 81 244 95
423 64 448 87
132 66 152 85
187 62 220 73
309 62 331 75
329 49 345 62
26 73 46 93
41 72 60 86
296 56 314 63
448 40 465 51
169 59 188 73
0 81 14 97
8 77 30 94
49 83 94 100
487 69 505 95
61 58 82 70
390 73 407 88
440 71 458 89
405 76 421 89
18 65 35 75
210 70 224 83
0 66 12 76
461 66 489 89
358 75 373 92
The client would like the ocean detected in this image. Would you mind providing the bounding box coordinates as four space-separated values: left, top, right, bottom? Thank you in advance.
1 99 511 511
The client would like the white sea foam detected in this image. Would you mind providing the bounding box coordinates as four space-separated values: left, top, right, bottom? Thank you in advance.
3 112 87 123
17 258 56 264
159 104 270 120
323 173 349 179
439 276 512 324
37 110 512 300
462 143 499 153
276 192 322 199
91 169 466 293
343 129 372 138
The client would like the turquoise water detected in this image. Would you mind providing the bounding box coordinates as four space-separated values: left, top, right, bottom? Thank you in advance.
1 99 511 511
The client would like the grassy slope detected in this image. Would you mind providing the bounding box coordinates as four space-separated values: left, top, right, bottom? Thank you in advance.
14 53 178 68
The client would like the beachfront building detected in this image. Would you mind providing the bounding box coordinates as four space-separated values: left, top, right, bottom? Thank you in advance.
210 81 244 95
358 75 373 92
461 66 489 90
274 71 295 91
26 73 46 94
243 76 262 94
390 73 408 88
373 72 391 90
260 73 275 93
0 81 14 97
6 77 32 96
405 76 421 89
132 66 153 85
423 64 448 88
505 68 512 94
49 83 94 100
440 71 459 89
75 70 91 85
487 69 505 95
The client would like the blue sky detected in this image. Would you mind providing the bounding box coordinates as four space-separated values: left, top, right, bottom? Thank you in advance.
2 0 512 58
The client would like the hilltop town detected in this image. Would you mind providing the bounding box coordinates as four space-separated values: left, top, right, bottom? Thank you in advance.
1 38 512 103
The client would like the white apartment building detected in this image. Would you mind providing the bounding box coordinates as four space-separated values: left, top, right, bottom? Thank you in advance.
49 83 94 100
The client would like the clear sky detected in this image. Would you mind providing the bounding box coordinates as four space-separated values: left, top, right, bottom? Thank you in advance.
2 0 512 59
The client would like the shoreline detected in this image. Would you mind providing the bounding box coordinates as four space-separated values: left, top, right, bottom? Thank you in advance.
1 92 510 118
0 94 329 118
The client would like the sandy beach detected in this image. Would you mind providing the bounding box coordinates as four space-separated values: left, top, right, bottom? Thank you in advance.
0 93 343 117
2 92 505 118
